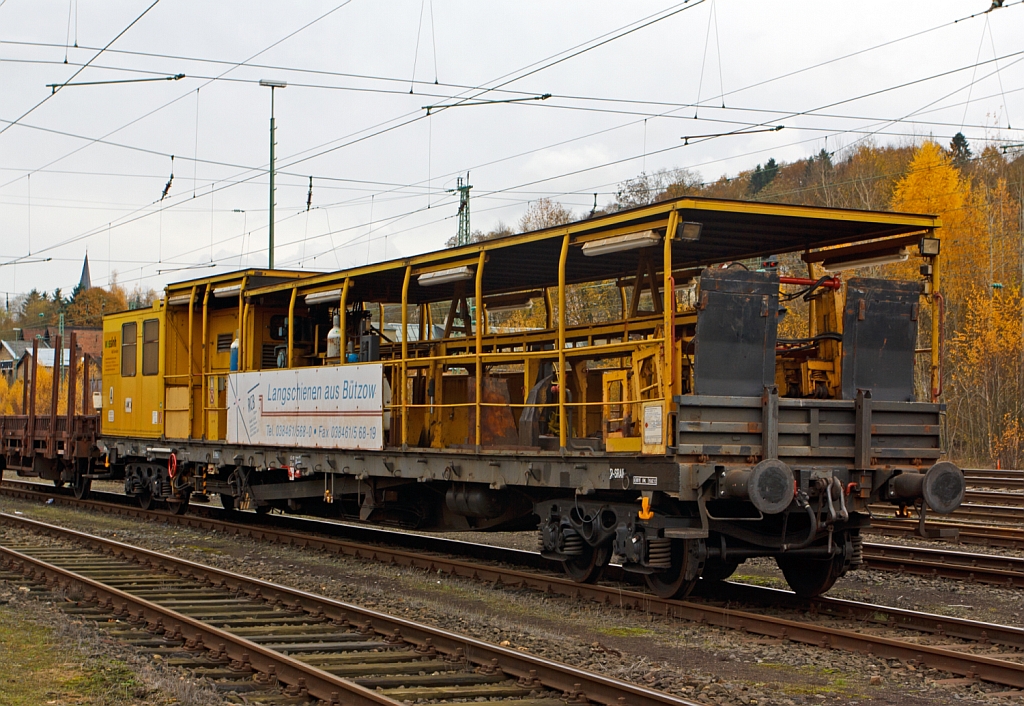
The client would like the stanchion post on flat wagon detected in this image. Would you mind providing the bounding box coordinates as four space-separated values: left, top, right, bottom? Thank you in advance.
474 252 485 449
237 276 247 371
663 211 678 448
82 353 92 416
557 233 570 452
187 286 197 440
66 332 78 445
287 288 297 370
401 266 411 449
49 333 62 457
200 284 211 440
241 301 250 372
339 278 350 365
26 338 39 453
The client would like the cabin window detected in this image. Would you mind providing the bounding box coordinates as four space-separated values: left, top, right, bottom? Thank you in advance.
121 322 137 377
142 319 159 376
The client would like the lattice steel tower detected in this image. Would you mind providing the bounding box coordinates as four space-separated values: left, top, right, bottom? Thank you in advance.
449 174 472 247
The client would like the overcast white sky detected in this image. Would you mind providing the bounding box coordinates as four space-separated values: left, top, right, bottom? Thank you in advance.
0 0 1021 300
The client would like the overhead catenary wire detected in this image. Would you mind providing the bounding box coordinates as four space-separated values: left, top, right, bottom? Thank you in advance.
0 1 366 271
0 0 359 198
4 2 1019 291
0 0 162 138
0 4 1011 189
48 161 1024 295
1 0 1017 143
1 59 1018 193
6 0 1016 109
9 63 1015 272
10 1 711 269
424 1 707 116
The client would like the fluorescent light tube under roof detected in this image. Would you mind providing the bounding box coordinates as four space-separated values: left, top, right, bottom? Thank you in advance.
418 266 475 286
823 249 909 272
304 289 343 306
212 284 242 298
166 294 193 306
581 230 661 257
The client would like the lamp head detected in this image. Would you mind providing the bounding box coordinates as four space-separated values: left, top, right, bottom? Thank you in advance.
919 237 940 257
676 221 703 242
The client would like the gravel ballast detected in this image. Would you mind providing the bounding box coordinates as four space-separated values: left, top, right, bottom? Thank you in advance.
2 496 1024 705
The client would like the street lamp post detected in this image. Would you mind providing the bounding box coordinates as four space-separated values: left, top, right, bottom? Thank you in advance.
259 79 287 269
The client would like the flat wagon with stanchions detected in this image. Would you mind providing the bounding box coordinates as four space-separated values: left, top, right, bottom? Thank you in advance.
0 197 966 598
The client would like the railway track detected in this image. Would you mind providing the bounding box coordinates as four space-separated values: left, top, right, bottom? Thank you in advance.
0 512 692 706
6 481 1024 688
963 490 1024 506
962 468 1024 490
868 517 1024 550
862 542 1024 586
870 500 1024 523
8 479 1024 589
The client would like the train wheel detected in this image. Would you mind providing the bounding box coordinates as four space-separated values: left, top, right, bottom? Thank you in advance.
255 504 272 516
220 494 235 511
166 494 190 516
775 555 842 598
53 478 66 489
138 492 154 511
562 543 611 584
72 473 91 500
701 559 740 583
775 535 851 598
644 539 703 599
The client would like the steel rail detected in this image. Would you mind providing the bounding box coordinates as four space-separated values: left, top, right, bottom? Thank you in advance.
966 478 1024 490
0 544 400 705
961 469 1024 489
0 512 698 706
963 468 1024 478
868 518 1024 549
6 488 1024 687
864 543 1024 586
963 490 1024 505
872 502 1024 523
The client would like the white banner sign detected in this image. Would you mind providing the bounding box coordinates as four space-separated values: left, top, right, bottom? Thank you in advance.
227 364 385 450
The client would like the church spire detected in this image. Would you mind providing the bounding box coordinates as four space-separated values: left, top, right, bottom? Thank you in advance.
78 253 92 292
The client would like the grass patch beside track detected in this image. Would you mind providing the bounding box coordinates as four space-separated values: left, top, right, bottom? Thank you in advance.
0 599 142 705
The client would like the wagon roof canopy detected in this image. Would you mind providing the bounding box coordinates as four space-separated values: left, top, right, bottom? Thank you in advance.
164 268 309 295
239 197 940 304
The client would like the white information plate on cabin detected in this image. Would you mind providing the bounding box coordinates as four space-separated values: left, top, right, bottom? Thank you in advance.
227 364 385 450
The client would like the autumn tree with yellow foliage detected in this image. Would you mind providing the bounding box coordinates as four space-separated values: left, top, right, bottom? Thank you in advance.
946 285 1024 465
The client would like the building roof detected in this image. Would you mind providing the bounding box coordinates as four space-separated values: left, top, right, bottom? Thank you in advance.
1 339 50 360
16 348 71 369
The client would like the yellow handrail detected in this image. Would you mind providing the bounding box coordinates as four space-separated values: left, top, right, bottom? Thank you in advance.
557 233 569 450
400 266 411 447
474 251 486 448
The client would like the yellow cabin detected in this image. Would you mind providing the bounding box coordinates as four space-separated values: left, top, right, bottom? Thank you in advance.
101 302 166 439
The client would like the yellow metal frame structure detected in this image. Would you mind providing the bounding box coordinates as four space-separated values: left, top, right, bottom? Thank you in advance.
234 197 942 455
98 199 944 454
